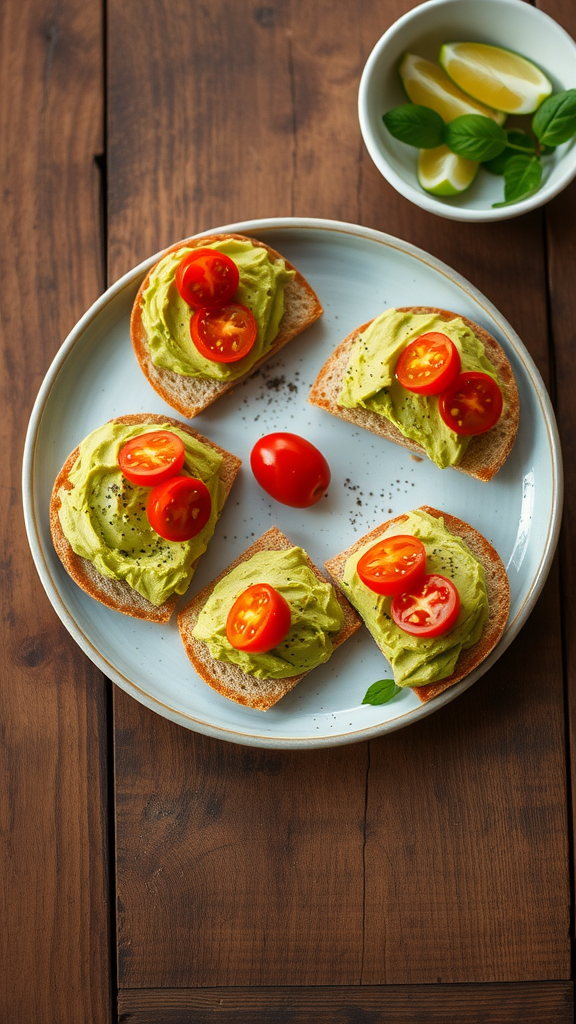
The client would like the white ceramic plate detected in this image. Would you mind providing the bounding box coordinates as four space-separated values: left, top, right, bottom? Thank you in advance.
23 217 562 748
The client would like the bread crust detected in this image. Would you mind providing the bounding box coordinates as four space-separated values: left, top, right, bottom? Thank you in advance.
177 527 361 711
324 505 510 703
50 413 241 623
131 234 324 418
308 307 520 482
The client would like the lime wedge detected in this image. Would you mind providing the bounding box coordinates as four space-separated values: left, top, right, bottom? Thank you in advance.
400 54 506 124
439 42 552 115
417 145 478 195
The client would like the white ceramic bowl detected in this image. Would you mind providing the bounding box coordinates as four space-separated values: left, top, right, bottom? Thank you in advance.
358 0 576 221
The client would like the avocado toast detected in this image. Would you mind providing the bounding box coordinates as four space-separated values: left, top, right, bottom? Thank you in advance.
50 413 241 623
178 526 361 711
131 233 323 418
325 506 510 703
308 306 519 481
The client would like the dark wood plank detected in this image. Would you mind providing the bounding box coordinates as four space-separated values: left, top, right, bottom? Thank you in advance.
109 0 569 990
118 982 573 1024
0 1 112 1021
537 0 576 920
115 692 368 985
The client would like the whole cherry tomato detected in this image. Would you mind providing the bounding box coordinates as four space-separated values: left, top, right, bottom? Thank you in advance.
357 534 427 596
391 573 461 638
395 332 461 396
147 476 211 542
438 371 503 435
250 432 331 508
118 430 185 487
226 583 292 653
175 248 239 310
190 302 257 363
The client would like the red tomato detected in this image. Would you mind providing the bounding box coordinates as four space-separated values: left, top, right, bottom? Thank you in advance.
175 248 239 310
190 302 257 363
438 371 503 435
391 574 461 638
250 433 331 508
226 583 292 654
395 332 461 395
357 534 427 597
147 476 211 542
118 430 185 486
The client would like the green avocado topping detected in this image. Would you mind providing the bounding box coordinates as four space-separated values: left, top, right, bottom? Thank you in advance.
343 510 489 688
338 308 501 468
58 421 224 606
141 239 295 381
192 547 345 680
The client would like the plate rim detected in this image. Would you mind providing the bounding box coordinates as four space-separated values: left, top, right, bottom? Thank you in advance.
22 215 564 748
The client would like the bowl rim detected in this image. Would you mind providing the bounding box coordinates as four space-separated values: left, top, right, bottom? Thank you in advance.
358 0 576 222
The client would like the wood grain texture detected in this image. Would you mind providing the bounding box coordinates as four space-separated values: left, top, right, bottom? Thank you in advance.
117 982 574 1023
0 1 112 1021
109 0 570 993
115 691 367 986
537 0 576 927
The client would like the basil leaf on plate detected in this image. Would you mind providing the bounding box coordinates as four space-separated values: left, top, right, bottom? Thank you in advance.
444 115 507 161
492 154 543 207
533 89 576 147
362 678 401 706
382 104 445 149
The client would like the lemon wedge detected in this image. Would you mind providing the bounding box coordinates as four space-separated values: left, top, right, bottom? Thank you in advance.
400 54 506 124
417 145 478 195
439 42 552 115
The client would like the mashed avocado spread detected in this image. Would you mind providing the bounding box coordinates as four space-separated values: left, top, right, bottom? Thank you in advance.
141 239 295 382
338 309 501 469
58 421 224 606
342 510 489 688
192 547 344 680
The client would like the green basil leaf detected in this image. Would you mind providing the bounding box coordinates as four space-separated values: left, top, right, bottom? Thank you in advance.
483 131 536 175
492 154 542 207
362 679 401 706
506 129 537 154
483 149 514 175
444 114 507 161
533 89 576 146
382 104 445 149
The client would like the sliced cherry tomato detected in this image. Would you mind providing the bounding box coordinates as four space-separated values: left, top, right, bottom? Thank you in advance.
438 371 503 435
250 432 331 508
395 332 461 396
226 583 292 654
391 573 461 638
190 302 257 363
118 430 185 487
357 534 427 597
147 475 211 542
175 248 239 310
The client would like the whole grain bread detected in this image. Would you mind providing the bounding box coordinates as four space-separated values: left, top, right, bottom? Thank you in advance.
324 505 510 703
131 234 323 418
177 526 361 711
50 413 241 623
308 307 519 482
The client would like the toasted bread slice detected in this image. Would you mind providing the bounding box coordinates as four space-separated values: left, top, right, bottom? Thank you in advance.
178 526 361 711
325 506 510 703
308 307 519 482
131 233 323 418
50 413 241 623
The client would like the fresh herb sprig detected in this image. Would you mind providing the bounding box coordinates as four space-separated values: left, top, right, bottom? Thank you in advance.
382 88 576 207
362 678 401 705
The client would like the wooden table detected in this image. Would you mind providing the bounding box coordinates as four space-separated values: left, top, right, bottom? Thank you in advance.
4 1 575 1020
